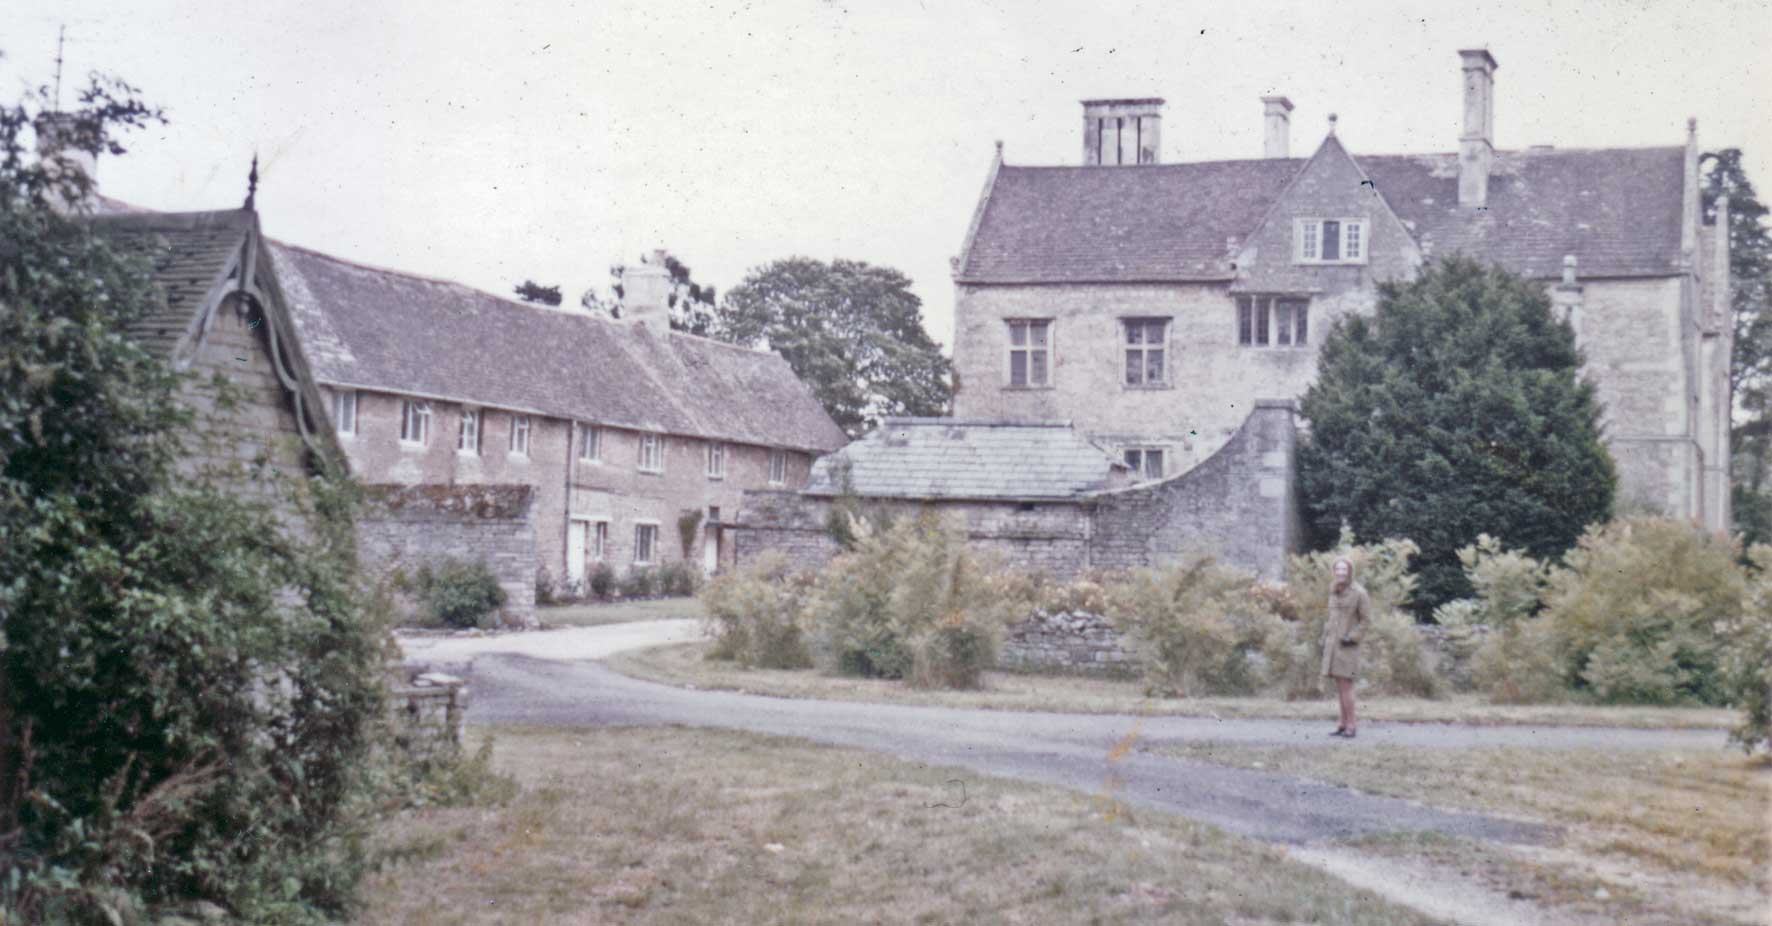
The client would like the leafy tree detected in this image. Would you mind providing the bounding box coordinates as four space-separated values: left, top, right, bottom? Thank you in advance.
1 73 386 921
1700 150 1772 544
1297 257 1615 612
581 251 718 334
715 257 953 436
512 279 562 306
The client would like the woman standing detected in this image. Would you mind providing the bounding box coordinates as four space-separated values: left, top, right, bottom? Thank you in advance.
1322 558 1370 738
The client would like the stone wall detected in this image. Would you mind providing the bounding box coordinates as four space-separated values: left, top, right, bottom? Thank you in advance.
731 489 846 571
388 666 469 763
356 483 539 627
999 610 1134 677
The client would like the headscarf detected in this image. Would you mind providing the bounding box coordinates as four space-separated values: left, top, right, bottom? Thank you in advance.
1331 557 1356 594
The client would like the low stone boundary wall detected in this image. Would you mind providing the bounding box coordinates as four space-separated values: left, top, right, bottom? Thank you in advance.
357 483 538 628
999 610 1135 678
388 667 469 763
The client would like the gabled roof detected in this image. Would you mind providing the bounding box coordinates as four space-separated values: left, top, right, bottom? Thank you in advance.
87 209 255 359
271 244 848 453
804 418 1124 501
954 145 1688 283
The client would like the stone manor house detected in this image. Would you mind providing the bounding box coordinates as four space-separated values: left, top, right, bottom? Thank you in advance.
735 48 1734 580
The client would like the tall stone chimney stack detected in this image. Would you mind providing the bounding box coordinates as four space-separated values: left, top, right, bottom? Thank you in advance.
33 112 98 212
620 249 674 336
1082 98 1164 165
1458 48 1498 208
1261 96 1294 158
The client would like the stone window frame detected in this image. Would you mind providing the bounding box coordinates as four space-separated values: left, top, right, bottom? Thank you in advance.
1005 318 1054 389
457 407 481 455
768 448 787 486
399 399 431 447
509 414 531 458
1294 218 1369 265
333 390 357 437
1120 316 1171 388
638 433 666 474
577 423 601 463
633 520 660 566
1122 446 1166 480
1236 295 1311 349
705 441 727 480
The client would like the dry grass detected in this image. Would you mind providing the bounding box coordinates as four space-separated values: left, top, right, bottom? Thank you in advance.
537 597 703 628
1164 742 1772 925
359 725 1447 926
610 640 1738 730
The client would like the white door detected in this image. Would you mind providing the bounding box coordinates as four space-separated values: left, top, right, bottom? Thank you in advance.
567 521 588 584
703 529 719 575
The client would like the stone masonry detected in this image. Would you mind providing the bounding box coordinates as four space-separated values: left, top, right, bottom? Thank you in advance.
355 483 539 627
999 610 1134 678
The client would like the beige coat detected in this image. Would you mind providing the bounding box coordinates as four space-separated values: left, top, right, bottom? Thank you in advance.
1321 581 1372 680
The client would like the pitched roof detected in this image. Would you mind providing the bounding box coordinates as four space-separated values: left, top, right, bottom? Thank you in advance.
87 209 253 359
955 146 1687 283
271 243 848 453
804 418 1123 501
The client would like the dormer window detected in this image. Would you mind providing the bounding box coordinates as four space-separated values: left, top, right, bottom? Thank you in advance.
1296 218 1367 264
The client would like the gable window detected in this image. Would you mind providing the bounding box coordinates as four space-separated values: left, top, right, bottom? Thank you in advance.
1122 318 1169 386
458 408 481 454
1006 319 1052 388
633 523 658 565
578 424 600 462
399 400 431 445
768 449 788 486
1296 218 1368 264
706 442 726 479
333 391 357 437
1236 296 1310 348
1123 447 1165 480
638 433 665 473
509 415 531 457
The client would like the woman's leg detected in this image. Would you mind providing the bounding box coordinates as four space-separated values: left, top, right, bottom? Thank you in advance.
1337 678 1356 733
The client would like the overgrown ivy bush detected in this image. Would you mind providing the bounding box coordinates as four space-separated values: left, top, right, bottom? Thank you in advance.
1104 554 1281 697
700 554 814 669
412 559 507 629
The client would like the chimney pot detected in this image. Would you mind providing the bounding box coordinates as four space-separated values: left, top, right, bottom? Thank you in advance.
1081 98 1164 166
1458 48 1499 209
620 250 676 336
1261 96 1293 158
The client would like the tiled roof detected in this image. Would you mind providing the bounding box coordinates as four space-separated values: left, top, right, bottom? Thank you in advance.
804 418 1123 500
956 146 1687 283
87 209 252 359
271 244 848 453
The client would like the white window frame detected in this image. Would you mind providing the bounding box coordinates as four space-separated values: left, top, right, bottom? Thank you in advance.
705 441 726 479
1123 447 1166 480
509 415 531 458
578 423 601 462
457 408 481 455
399 399 431 446
333 390 357 437
768 449 788 486
633 522 659 565
638 433 665 473
1121 317 1170 387
1005 318 1053 388
1236 295 1311 349
1294 218 1368 265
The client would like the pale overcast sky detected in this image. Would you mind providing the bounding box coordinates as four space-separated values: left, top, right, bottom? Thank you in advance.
5 0 1770 349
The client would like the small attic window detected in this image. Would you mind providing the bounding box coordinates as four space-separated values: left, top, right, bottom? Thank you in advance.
1296 218 1367 265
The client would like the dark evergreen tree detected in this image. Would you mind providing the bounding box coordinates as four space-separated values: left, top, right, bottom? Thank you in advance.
1700 149 1772 544
1298 257 1615 612
513 279 562 306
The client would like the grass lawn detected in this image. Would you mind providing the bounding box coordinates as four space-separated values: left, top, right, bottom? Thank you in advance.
536 597 704 627
608 640 1739 731
1161 741 1772 926
359 725 1447 926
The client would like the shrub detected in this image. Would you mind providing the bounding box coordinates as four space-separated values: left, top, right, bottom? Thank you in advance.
1105 554 1281 697
1540 517 1744 705
1456 534 1550 628
1265 532 1435 698
1021 573 1112 616
657 559 702 597
1723 546 1772 753
619 566 658 599
587 561 617 599
534 566 558 606
701 554 814 669
414 559 508 629
1471 618 1566 704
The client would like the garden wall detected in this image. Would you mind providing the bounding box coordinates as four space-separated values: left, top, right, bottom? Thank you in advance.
356 483 539 627
999 610 1134 677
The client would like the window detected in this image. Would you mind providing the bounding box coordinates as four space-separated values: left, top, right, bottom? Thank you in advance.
638 433 665 473
1122 318 1169 386
399 400 431 445
458 408 480 454
1123 448 1165 480
633 523 658 565
577 424 600 462
592 521 609 561
768 449 788 486
1296 218 1368 264
705 442 726 479
1236 296 1311 348
333 391 357 436
509 415 531 457
1007 319 1052 387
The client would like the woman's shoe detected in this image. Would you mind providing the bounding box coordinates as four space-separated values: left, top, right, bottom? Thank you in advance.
1341 729 1357 739
1329 727 1347 736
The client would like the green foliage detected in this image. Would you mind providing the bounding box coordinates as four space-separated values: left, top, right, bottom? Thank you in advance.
511 280 561 306
1266 533 1436 699
1297 257 1615 612
1723 546 1772 753
413 559 507 629
619 567 657 600
676 509 703 559
1701 151 1772 545
805 514 1020 687
1453 534 1550 628
534 566 558 606
700 554 815 669
387 737 519 811
656 560 702 598
715 257 953 437
586 561 617 599
1105 554 1281 697
1470 618 1567 704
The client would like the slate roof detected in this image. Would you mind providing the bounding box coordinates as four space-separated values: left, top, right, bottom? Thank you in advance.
87 209 253 359
271 244 848 453
956 145 1687 283
803 418 1123 501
